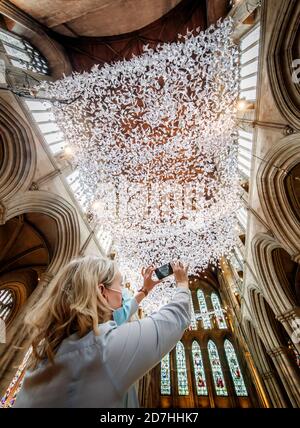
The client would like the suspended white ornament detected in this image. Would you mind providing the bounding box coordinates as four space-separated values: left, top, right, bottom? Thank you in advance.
41 18 241 314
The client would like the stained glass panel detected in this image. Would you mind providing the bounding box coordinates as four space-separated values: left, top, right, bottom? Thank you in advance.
0 289 14 322
224 339 248 396
1 348 31 407
176 341 189 395
192 341 207 395
3 44 31 62
160 353 171 395
197 289 211 329
211 293 227 329
208 340 228 396
0 30 24 48
0 29 48 75
188 295 197 330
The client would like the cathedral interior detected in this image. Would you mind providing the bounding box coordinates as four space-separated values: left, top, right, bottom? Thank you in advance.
0 0 300 409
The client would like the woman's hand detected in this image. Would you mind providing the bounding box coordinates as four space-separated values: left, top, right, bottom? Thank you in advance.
141 266 161 293
171 261 189 288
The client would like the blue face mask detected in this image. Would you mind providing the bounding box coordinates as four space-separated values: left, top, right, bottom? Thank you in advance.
111 288 136 326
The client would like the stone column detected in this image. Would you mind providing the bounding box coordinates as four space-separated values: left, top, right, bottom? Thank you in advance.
243 351 270 408
260 370 288 408
267 346 300 407
0 272 53 397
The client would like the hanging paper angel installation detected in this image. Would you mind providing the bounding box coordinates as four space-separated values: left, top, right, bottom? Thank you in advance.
41 18 241 314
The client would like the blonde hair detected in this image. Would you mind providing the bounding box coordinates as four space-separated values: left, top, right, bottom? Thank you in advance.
25 255 118 369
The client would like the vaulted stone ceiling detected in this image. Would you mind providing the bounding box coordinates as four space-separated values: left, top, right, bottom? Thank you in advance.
9 0 183 37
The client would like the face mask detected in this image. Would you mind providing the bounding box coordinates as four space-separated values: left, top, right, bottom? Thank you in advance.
110 288 135 326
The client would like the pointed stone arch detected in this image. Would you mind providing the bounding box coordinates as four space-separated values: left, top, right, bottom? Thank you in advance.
0 191 80 396
267 0 300 130
248 287 280 350
252 233 297 315
256 134 300 261
5 190 80 274
0 98 36 202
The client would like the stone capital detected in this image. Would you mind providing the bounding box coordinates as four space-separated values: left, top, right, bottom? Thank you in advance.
267 346 287 358
261 371 274 380
276 308 299 323
39 271 54 286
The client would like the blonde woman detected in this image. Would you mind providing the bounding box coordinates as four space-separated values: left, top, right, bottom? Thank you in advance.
14 256 191 408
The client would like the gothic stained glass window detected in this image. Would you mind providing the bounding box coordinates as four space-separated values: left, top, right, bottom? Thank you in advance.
0 288 14 323
160 353 171 395
176 341 189 395
0 29 48 75
188 295 198 330
208 340 228 396
192 341 208 395
197 289 211 329
224 339 248 396
211 293 227 329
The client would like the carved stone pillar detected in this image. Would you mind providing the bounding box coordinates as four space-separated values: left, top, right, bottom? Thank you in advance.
243 351 270 408
0 272 53 397
267 346 300 407
260 370 288 408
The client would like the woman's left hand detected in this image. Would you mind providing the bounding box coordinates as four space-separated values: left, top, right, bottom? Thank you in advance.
141 266 161 293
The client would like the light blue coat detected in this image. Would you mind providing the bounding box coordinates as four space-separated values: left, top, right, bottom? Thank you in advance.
14 287 191 408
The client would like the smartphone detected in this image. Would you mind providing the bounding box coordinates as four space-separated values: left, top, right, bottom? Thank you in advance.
155 263 173 280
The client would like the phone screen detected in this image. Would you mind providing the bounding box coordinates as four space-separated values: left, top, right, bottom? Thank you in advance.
155 263 173 280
